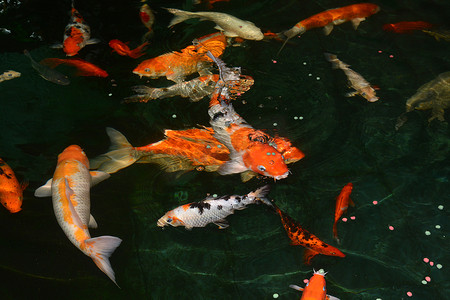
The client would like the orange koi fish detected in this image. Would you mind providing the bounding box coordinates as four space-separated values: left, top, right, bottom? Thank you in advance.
41 58 109 77
90 127 304 182
265 199 345 264
194 0 231 9
333 183 354 243
52 1 99 56
139 3 155 41
34 145 121 285
133 32 226 82
279 3 379 53
0 158 27 213
109 39 149 59
290 269 340 300
383 21 433 34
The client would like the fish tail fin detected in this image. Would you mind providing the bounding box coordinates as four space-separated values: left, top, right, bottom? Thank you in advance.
333 223 340 244
89 127 142 173
141 31 153 43
165 8 193 27
129 42 149 59
85 236 122 287
249 185 272 205
324 52 341 69
122 86 163 103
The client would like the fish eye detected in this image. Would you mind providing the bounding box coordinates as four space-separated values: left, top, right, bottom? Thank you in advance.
145 68 150 72
361 92 366 96
257 165 266 172
323 287 326 291
306 282 309 287
166 218 172 223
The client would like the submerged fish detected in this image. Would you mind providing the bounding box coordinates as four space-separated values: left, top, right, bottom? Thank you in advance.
324 53 378 102
157 185 270 229
333 183 354 243
40 58 108 77
109 39 148 59
34 145 121 285
0 70 21 83
24 50 70 85
290 269 340 300
165 8 264 40
422 29 450 42
139 3 155 41
382 21 433 34
0 158 27 213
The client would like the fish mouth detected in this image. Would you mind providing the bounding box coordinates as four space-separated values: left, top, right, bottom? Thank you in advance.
132 71 144 79
8 206 22 213
368 97 379 102
157 218 167 227
273 171 289 181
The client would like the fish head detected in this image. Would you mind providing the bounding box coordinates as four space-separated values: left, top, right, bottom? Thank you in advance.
157 213 184 228
240 23 264 41
242 144 289 180
57 145 89 168
303 272 327 298
133 57 167 78
1 192 23 213
271 137 305 164
63 36 81 56
322 244 346 258
360 86 379 102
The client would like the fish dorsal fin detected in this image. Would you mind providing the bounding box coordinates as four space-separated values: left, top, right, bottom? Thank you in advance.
323 24 334 36
213 219 229 229
64 178 85 229
90 170 110 186
34 178 53 197
89 214 98 228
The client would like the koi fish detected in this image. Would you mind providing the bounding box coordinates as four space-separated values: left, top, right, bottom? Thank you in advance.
279 3 379 53
324 53 378 102
34 145 121 285
41 58 108 77
333 183 354 243
139 3 155 41
165 8 264 40
422 29 450 42
123 74 254 103
52 1 99 56
207 52 292 180
109 39 148 59
0 70 21 83
24 50 70 85
194 0 231 9
382 21 433 34
133 32 227 82
90 126 304 182
157 185 270 229
290 269 340 300
264 199 345 264
0 158 27 213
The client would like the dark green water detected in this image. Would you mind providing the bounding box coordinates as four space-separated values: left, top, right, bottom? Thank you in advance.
1 0 449 299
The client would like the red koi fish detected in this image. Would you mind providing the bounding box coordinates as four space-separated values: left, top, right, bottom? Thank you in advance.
109 39 149 59
333 183 354 243
139 3 155 41
90 127 304 182
34 145 121 285
41 58 108 77
133 32 227 82
194 0 230 9
52 1 99 56
382 21 433 34
279 3 379 53
290 269 340 300
0 158 27 213
264 199 345 264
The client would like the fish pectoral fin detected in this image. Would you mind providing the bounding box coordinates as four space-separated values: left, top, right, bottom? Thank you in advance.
222 30 239 38
86 38 101 45
303 248 319 265
50 43 63 49
240 170 257 182
351 18 366 30
327 294 341 300
64 178 85 229
323 24 334 36
214 219 229 229
34 178 53 197
89 214 98 229
90 170 111 186
345 90 358 97
217 157 248 175
289 284 304 292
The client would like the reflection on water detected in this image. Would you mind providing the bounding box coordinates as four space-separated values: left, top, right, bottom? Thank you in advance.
0 0 449 299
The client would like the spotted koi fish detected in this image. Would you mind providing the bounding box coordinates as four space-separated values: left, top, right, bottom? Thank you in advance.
290 269 340 300
333 183 354 243
52 1 99 56
0 158 27 213
157 185 270 229
34 145 121 286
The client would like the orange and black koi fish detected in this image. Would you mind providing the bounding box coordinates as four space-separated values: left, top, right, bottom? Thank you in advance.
264 199 345 264
0 158 27 213
109 39 148 59
41 58 108 77
383 21 433 34
333 183 354 243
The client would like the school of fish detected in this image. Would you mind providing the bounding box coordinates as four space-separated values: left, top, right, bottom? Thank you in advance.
1 0 448 297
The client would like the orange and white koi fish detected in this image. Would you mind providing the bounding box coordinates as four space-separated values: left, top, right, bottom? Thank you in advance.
41 58 108 77
109 39 149 59
263 199 345 264
139 3 155 41
34 145 121 286
52 1 99 56
324 53 379 102
333 183 354 243
165 8 264 40
0 158 27 213
157 185 270 229
0 70 21 83
382 21 433 34
133 32 227 82
290 269 340 300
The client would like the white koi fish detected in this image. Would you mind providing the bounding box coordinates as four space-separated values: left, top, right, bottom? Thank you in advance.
165 8 264 40
324 53 379 102
34 145 122 286
157 185 270 229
